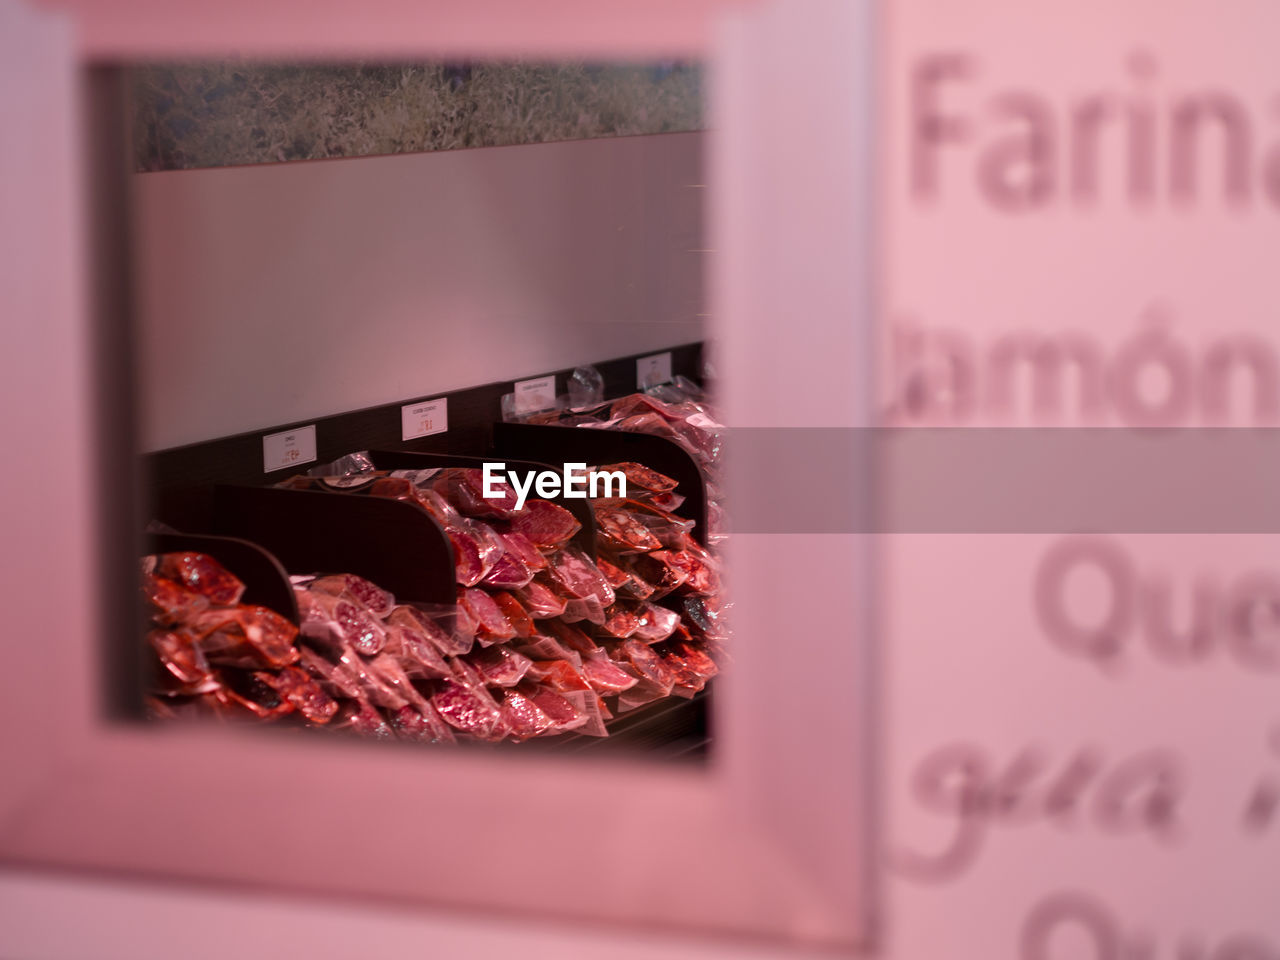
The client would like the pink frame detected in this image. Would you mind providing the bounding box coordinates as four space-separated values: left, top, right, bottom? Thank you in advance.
2 0 874 946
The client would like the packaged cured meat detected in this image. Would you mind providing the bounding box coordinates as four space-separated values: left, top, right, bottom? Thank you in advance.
594 556 631 592
499 531 548 572
499 689 556 741
545 545 615 606
191 605 301 669
489 592 536 638
508 499 581 549
387 604 472 657
513 633 583 664
480 551 534 590
431 680 505 740
596 461 679 494
544 620 601 658
523 659 593 693
579 656 640 696
457 588 517 644
298 645 363 700
517 682 588 733
623 551 689 599
683 594 732 642
658 544 720 596
148 628 213 687
560 594 607 625
467 645 534 688
365 653 433 712
666 637 720 680
512 580 568 619
630 602 681 644
258 665 339 723
599 603 641 639
309 574 395 618
218 668 295 719
156 552 246 606
333 699 395 739
594 505 663 553
297 591 386 656
380 622 452 680
613 639 679 696
143 574 211 625
433 468 519 519
388 703 456 744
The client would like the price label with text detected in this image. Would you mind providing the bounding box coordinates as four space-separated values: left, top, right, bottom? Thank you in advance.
400 397 447 441
636 352 672 389
513 375 557 416
262 424 317 473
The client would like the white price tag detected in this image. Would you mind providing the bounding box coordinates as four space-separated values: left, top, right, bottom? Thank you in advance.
636 352 673 389
400 397 447 441
513 375 557 416
262 424 317 473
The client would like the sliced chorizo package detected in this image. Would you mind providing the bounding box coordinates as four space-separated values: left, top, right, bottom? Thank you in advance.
509 498 582 549
297 590 386 656
143 574 211 626
156 552 246 607
388 603 474 657
388 702 457 744
467 645 534 688
499 689 556 741
309 573 395 618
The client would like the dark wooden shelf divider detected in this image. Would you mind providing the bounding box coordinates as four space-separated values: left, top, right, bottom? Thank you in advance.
212 485 456 605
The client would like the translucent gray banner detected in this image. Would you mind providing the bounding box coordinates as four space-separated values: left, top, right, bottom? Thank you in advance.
721 428 1280 532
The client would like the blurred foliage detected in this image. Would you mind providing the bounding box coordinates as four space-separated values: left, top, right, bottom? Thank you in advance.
132 61 704 171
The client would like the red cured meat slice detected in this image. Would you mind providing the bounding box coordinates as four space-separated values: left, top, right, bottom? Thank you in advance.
157 552 246 606
468 645 534 688
509 499 581 548
192 605 300 668
561 595 606 625
388 703 457 744
597 461 679 493
457 588 517 643
668 638 720 679
369 476 417 501
659 546 720 596
387 605 471 657
616 639 680 691
381 623 452 680
599 603 641 639
302 592 385 655
500 532 548 571
481 551 534 589
648 645 705 697
519 683 588 732
545 620 601 657
499 690 555 741
219 668 294 719
523 659 592 693
631 602 681 643
148 628 212 686
626 552 689 599
580 656 639 695
545 547 615 605
434 468 519 519
260 664 339 723
513 634 581 663
448 528 488 586
144 574 211 625
431 681 504 739
298 645 363 700
513 580 568 619
594 507 662 553
310 574 395 618
595 557 631 591
490 592 536 637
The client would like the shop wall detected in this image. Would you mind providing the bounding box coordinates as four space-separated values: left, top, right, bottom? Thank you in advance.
134 130 704 451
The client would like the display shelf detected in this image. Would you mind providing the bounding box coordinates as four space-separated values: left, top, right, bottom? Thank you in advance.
211 485 456 605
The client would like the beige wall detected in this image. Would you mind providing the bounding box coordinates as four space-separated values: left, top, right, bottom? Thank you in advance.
134 131 704 451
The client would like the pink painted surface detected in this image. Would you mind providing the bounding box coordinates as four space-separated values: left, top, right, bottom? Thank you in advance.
0 0 872 952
